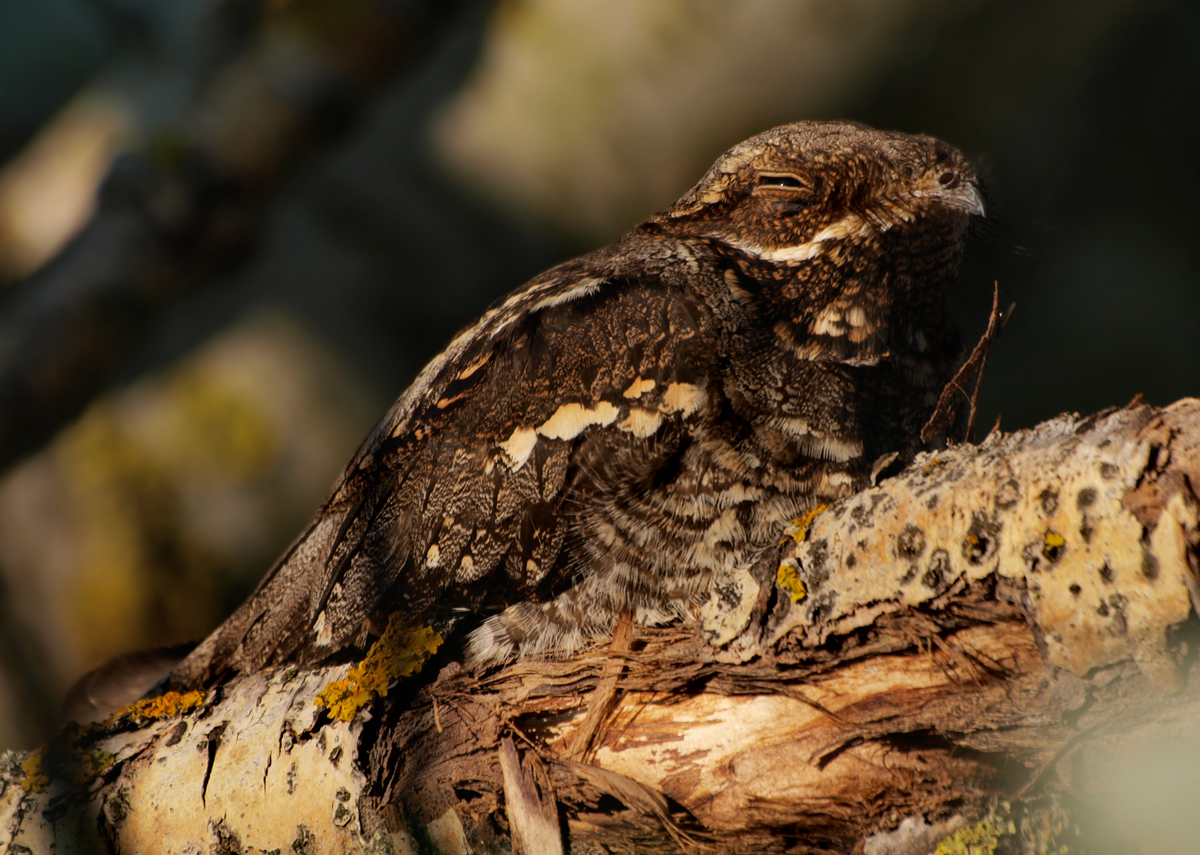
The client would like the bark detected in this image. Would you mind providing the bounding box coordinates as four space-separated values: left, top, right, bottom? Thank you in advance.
2 399 1198 854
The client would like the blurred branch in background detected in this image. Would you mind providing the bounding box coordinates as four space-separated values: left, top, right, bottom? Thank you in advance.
0 313 379 743
0 0 473 475
0 572 58 754
0 93 132 280
0 0 505 749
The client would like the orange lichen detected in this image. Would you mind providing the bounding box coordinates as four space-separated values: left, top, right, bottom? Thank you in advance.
316 615 443 722
784 504 828 545
110 690 206 725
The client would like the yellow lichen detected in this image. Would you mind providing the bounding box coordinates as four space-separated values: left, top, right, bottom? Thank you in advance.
316 615 443 722
923 456 944 474
72 745 116 782
20 747 49 793
935 822 1002 855
19 741 115 793
934 803 1017 855
1042 530 1067 562
784 504 828 545
20 692 199 792
776 562 808 604
111 690 205 724
963 533 980 558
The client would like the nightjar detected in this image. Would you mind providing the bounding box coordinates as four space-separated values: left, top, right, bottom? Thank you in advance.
170 120 982 688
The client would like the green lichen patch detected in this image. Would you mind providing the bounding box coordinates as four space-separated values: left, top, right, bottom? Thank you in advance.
935 802 1015 855
316 616 443 722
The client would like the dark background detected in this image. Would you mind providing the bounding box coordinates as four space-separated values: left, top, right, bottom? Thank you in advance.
0 0 1195 771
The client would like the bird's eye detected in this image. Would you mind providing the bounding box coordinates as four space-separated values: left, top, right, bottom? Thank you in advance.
938 171 959 188
756 173 807 190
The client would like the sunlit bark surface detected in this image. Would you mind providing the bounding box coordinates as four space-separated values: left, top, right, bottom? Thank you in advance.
3 399 1198 854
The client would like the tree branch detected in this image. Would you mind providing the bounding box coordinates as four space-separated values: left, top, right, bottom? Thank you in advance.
3 399 1198 853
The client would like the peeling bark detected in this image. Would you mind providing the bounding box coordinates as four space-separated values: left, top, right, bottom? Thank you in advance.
3 400 1198 854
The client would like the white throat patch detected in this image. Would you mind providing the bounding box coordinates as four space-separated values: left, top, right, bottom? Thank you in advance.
724 212 878 265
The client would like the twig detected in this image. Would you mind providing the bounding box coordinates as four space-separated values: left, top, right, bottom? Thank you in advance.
567 611 634 761
921 281 1013 445
985 414 1003 440
499 737 565 855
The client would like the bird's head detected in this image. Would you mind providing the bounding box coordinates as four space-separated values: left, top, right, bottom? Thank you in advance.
648 120 984 366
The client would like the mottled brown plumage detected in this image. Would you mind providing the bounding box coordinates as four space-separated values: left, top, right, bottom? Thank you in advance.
170 120 982 689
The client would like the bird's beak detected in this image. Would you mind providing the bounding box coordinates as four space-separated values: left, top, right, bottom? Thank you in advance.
916 180 986 218
952 181 986 217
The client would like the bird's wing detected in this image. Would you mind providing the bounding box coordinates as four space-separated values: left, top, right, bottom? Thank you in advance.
171 251 718 686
